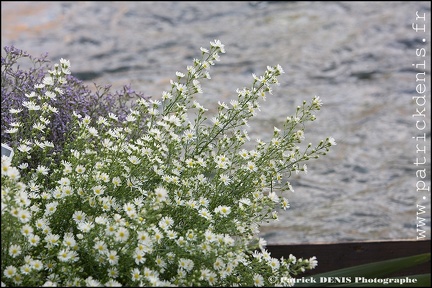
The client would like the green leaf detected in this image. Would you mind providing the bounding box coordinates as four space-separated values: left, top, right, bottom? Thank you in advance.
294 253 430 287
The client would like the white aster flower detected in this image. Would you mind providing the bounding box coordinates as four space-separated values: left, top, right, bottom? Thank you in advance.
215 205 231 217
267 191 279 203
17 209 31 223
8 244 22 258
36 165 49 175
308 256 318 269
253 274 264 287
210 39 225 53
72 211 86 223
44 91 56 99
219 174 231 185
116 227 129 242
78 221 94 233
3 265 17 278
22 100 41 111
154 186 168 202
92 185 105 196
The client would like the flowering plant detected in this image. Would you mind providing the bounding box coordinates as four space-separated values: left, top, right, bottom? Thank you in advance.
1 46 147 169
1 40 335 287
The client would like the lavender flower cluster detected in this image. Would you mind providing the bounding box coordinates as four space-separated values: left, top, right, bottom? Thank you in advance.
1 46 148 166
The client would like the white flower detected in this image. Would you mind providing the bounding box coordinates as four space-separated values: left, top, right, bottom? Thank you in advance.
47 105 58 113
215 205 231 217
215 154 231 169
174 82 187 94
126 114 137 122
193 79 203 93
72 211 86 223
162 91 172 100
54 87 64 95
210 39 225 53
5 127 18 134
45 91 56 99
8 244 21 258
244 161 257 172
198 208 212 221
253 274 264 287
78 221 94 233
58 249 74 262
276 64 285 74
116 227 129 242
308 256 318 269
154 186 168 202
106 250 119 265
137 230 151 243
312 95 323 107
179 258 194 272
193 100 207 111
218 101 229 109
45 233 60 248
219 174 231 185
17 209 31 223
45 201 59 215
112 176 122 187
22 100 41 111
183 130 196 141
328 137 337 146
108 112 118 121
288 254 297 264
269 258 280 271
36 165 49 175
272 211 279 220
131 267 142 281
85 277 101 287
94 240 108 254
128 155 141 165
60 58 71 68
258 238 267 250
0 40 336 286
267 191 279 203
211 117 222 128
21 224 33 236
3 265 17 278
9 121 22 128
92 185 105 196
281 198 290 210
296 130 305 141
87 126 98 137
75 165 86 174
63 233 76 248
31 259 43 271
159 216 174 230
24 92 37 98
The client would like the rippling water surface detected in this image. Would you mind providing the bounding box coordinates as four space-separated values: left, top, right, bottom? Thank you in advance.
1 1 431 244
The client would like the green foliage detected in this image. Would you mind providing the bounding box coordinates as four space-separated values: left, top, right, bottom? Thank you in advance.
1 40 335 286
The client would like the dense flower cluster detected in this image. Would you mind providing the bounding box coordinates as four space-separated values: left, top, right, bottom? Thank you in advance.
1 46 147 168
1 40 335 286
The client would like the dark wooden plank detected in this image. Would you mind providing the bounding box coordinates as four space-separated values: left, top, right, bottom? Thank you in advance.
267 240 431 277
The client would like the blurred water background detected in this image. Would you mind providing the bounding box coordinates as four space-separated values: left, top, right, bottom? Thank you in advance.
1 1 431 244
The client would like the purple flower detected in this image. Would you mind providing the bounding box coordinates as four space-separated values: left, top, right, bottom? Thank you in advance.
1 46 149 166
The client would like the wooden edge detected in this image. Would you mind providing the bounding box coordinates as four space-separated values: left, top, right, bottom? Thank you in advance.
266 240 431 277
